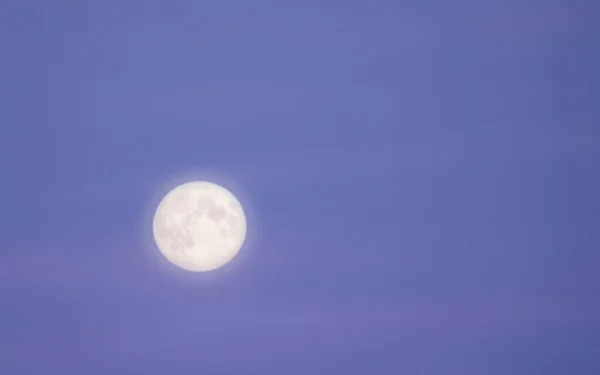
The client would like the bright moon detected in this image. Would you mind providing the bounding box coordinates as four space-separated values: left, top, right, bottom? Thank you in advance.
152 181 247 272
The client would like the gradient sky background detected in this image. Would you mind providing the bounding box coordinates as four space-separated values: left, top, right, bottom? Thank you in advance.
2 0 600 373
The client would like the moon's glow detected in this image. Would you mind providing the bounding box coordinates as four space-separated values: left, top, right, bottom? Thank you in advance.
152 181 247 272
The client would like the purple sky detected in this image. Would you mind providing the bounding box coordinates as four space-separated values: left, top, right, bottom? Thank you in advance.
2 0 600 373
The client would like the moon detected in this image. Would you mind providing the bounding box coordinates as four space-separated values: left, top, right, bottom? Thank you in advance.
152 181 247 272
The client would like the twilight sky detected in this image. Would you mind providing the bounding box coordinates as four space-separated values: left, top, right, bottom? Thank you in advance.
2 0 600 373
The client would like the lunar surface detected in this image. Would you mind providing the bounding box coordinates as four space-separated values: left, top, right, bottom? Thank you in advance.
152 181 247 272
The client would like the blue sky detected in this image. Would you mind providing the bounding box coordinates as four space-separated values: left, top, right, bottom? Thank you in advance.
2 0 599 373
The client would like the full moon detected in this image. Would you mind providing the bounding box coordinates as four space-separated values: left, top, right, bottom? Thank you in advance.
152 181 247 272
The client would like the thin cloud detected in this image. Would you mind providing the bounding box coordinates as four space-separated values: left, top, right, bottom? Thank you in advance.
225 127 600 193
2 294 598 372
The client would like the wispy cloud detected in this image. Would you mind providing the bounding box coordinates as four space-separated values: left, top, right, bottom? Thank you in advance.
2 289 598 372
2 238 598 372
223 126 600 193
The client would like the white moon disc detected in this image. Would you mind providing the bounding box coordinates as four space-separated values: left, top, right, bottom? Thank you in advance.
152 181 247 272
